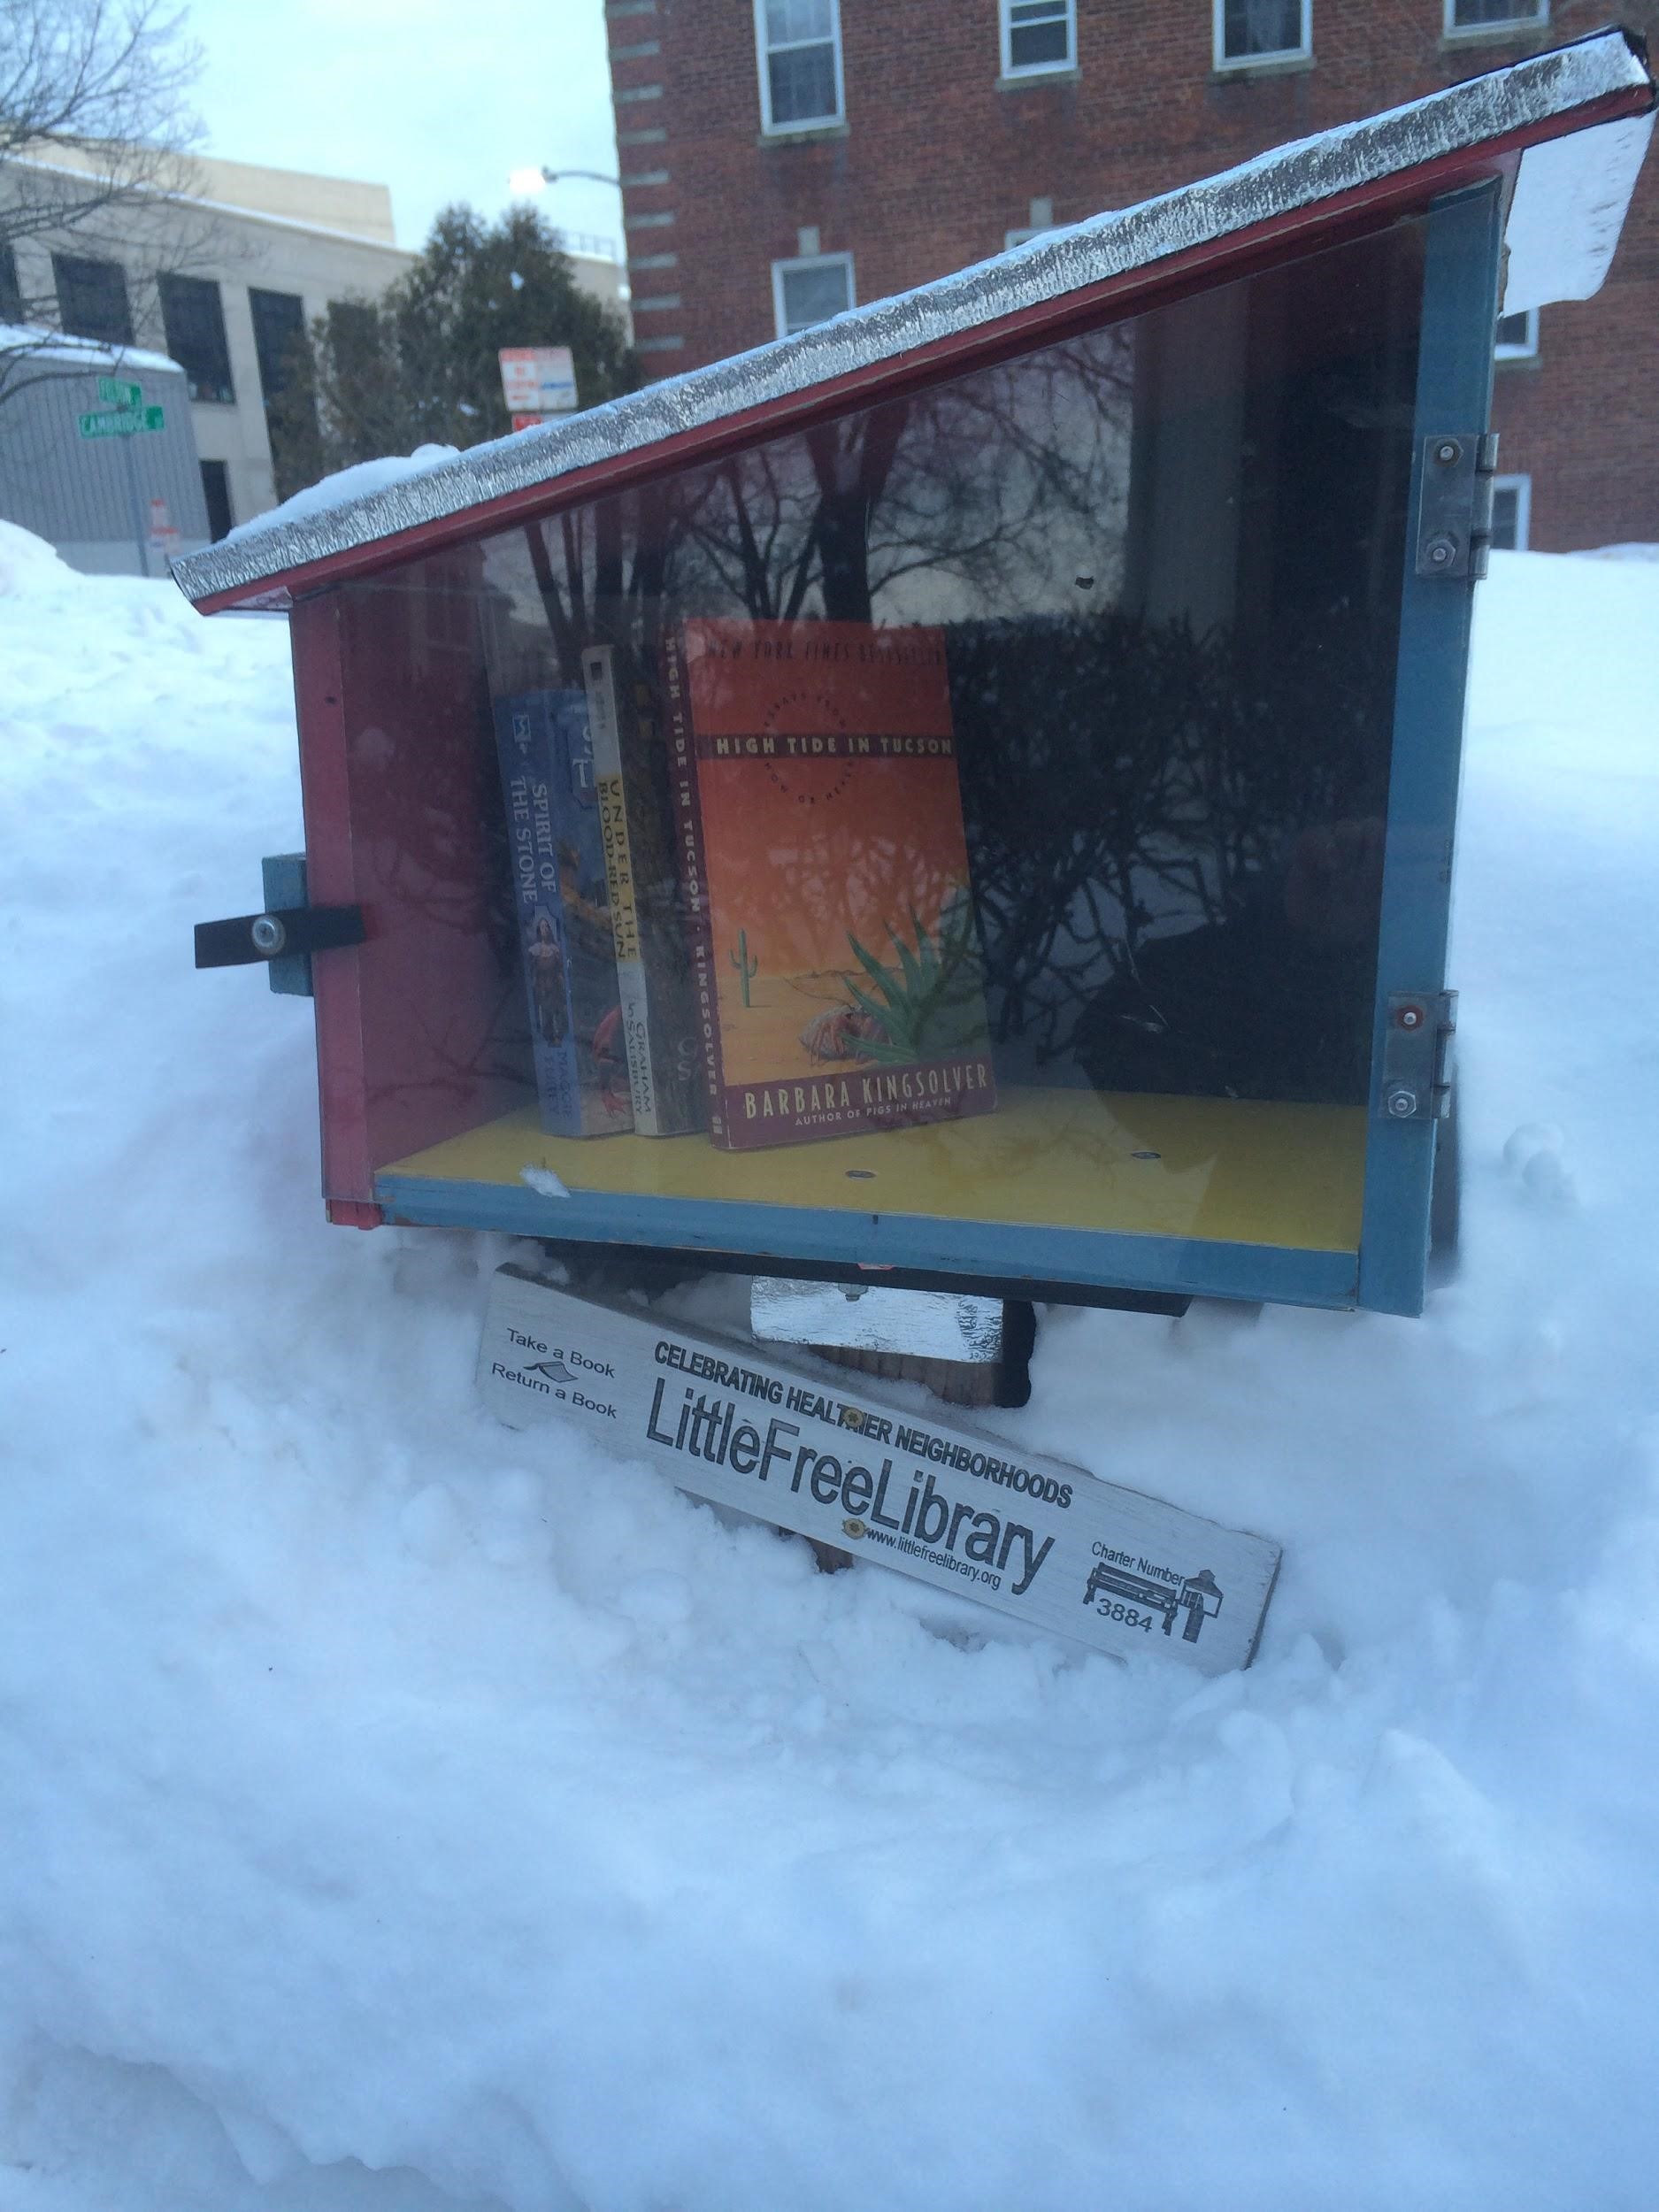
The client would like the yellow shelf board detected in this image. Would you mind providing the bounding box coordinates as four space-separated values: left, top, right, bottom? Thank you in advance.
380 1085 1366 1254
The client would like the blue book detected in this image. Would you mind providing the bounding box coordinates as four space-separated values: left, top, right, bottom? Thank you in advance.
494 687 633 1139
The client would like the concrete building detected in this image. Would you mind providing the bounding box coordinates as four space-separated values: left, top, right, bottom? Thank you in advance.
2 147 630 549
605 0 1659 553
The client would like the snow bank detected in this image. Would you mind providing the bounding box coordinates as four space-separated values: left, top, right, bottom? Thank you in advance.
0 517 73 595
2 534 1658 2211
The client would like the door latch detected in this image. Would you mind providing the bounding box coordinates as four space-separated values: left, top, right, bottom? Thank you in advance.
194 854 363 996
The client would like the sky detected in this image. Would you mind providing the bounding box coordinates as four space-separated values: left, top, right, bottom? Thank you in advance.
182 0 624 259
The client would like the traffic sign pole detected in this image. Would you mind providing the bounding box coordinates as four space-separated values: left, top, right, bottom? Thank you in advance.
120 427 147 576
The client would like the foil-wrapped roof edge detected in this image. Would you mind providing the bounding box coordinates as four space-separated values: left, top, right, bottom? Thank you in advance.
173 29 1652 609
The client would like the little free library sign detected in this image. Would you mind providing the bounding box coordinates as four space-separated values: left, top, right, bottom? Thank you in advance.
480 1269 1280 1673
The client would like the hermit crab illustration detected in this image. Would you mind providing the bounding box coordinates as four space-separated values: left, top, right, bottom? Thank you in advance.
800 1007 885 1063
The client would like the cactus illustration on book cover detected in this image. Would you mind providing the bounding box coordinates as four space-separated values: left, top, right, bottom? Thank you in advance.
665 618 996 1150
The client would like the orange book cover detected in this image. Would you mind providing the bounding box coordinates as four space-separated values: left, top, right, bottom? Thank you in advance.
666 618 996 1151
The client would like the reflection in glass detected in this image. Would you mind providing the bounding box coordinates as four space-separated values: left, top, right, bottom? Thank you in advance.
352 219 1428 1247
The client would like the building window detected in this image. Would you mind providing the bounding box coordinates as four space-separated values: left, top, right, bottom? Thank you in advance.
772 252 854 337
51 254 133 346
249 287 318 502
1001 0 1075 76
249 287 308 404
1494 306 1538 359
158 274 235 404
0 242 22 324
755 0 844 134
1489 475 1531 551
1214 0 1311 67
1445 0 1547 31
200 459 234 542
1005 196 1057 250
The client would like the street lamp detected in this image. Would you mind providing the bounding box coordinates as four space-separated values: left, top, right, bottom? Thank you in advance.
505 165 627 272
507 165 622 193
539 165 621 189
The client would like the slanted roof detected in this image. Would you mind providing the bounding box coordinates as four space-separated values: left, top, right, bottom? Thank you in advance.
173 28 1654 616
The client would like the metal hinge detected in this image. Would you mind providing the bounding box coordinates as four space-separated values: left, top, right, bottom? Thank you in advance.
1378 989 1456 1123
193 854 364 997
1416 434 1500 580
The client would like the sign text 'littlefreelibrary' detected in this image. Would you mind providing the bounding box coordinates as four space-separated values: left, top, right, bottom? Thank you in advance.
478 1270 1280 1673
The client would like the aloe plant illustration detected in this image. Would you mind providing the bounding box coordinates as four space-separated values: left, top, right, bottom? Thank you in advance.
841 890 988 1064
728 928 758 1006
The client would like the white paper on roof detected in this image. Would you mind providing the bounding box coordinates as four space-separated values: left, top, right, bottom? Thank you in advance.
1502 111 1656 314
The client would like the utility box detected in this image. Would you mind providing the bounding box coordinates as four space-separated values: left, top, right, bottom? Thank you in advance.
178 33 1654 1320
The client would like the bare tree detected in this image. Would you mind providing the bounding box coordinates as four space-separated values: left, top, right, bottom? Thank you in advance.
0 0 204 404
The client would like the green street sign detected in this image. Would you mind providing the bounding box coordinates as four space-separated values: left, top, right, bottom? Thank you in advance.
78 403 166 439
96 375 142 409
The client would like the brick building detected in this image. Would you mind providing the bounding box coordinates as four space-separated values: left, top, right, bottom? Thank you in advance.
605 0 1657 551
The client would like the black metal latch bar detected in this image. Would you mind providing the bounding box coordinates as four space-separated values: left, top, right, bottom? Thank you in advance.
194 854 363 995
194 904 365 968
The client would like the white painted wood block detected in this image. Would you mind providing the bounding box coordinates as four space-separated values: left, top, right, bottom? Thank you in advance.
749 1279 1003 1363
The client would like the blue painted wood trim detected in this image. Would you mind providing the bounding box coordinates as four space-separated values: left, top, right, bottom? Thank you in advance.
1358 183 1503 1317
261 852 313 996
375 1170 1359 1310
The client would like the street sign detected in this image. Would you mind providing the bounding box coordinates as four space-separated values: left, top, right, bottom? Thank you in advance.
147 497 180 554
78 404 165 439
499 346 577 416
97 375 142 409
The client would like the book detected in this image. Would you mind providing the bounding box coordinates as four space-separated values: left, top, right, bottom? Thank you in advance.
664 618 997 1152
581 642 704 1136
493 687 633 1139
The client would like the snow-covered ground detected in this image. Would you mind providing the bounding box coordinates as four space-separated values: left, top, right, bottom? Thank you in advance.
3 519 1658 2210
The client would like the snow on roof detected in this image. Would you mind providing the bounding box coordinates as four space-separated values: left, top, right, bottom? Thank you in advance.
0 323 185 377
173 28 1654 612
216 447 461 550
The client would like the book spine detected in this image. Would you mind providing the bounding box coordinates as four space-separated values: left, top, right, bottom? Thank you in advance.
663 631 731 1148
584 644 659 1134
493 693 582 1135
545 689 634 1138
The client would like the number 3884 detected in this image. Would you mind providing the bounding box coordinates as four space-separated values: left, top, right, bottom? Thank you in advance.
1094 1599 1154 1632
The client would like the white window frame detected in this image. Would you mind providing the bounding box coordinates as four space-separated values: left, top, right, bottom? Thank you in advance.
1443 0 1548 36
999 0 1077 79
772 250 856 339
1212 0 1312 71
1490 474 1532 552
1494 305 1539 360
754 0 845 136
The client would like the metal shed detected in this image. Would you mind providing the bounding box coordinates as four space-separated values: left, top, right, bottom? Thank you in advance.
1 334 209 574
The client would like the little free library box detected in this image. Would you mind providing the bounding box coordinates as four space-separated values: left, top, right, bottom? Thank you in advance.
181 34 1654 1321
